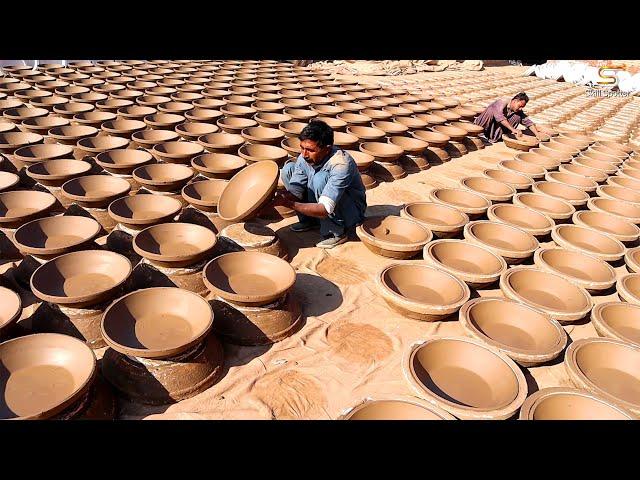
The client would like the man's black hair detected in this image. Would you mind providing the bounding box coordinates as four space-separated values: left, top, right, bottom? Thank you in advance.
299 120 334 147
512 92 529 103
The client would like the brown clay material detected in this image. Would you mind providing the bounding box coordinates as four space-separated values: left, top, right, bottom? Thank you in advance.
191 153 246 179
545 171 598 194
0 333 96 420
573 210 640 245
487 203 554 237
0 286 22 335
483 168 533 191
592 302 640 348
26 159 92 188
108 194 182 229
531 181 590 207
181 179 227 213
0 190 57 228
31 250 132 308
175 122 219 142
404 337 528 419
0 132 44 155
95 149 154 175
238 144 288 166
428 188 491 219
339 396 457 420
152 141 204 164
625 246 640 274
376 264 470 321
132 163 194 192
61 175 131 209
503 135 539 151
400 201 469 238
0 171 20 192
20 116 70 134
513 192 575 221
598 185 640 205
559 163 608 183
131 129 180 149
498 159 546 180
459 176 516 203
198 132 245 154
617 273 640 306
551 224 625 263
588 197 640 224
459 297 567 367
217 117 258 135
356 215 433 259
74 135 130 159
464 220 538 264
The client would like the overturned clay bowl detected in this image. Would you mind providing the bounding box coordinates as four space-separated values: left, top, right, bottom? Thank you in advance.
0 286 22 337
339 396 457 420
592 302 640 348
483 168 533 191
191 153 246 179
181 179 227 213
132 163 194 192
377 264 470 321
401 201 469 239
13 215 101 259
487 203 554 238
61 175 131 209
0 333 96 420
551 224 625 263
587 197 640 224
459 176 515 203
573 210 639 245
404 336 527 419
428 188 491 220
0 190 57 228
545 171 598 194
464 220 538 264
500 267 592 324
617 273 640 306
108 194 182 230
101 287 214 359
95 149 154 175
423 239 506 289
532 181 590 208
217 160 279 222
534 247 616 294
31 250 132 308
564 337 640 416
519 387 635 420
203 251 296 307
498 159 546 180
133 222 217 268
513 192 575 222
356 215 433 259
459 297 567 367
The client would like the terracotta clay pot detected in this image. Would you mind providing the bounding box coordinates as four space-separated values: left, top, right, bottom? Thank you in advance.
240 126 285 146
559 163 607 183
587 197 640 224
175 122 219 142
72 111 116 129
61 175 131 209
544 171 598 194
278 121 306 137
0 286 22 338
551 224 625 263
573 210 639 246
0 190 57 229
573 156 618 175
130 128 180 149
591 302 640 348
3 106 49 125
486 203 554 238
515 152 561 171
73 135 129 160
459 176 516 203
607 174 640 192
498 159 546 180
143 113 185 130
500 267 592 324
617 273 640 306
400 201 469 239
238 144 288 166
428 188 491 220
459 297 567 367
191 153 246 180
197 132 244 154
532 181 590 208
597 185 640 205
404 337 527 419
151 141 204 165
503 135 539 152
133 163 194 192
0 132 44 156
339 396 457 420
377 264 470 321
0 171 19 193
19 116 69 134
95 149 154 175
356 215 433 259
513 192 575 222
12 143 75 169
108 194 182 230
483 168 533 191
464 220 538 264
181 179 227 213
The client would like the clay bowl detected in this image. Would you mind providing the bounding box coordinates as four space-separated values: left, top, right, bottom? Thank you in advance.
310 104 344 117
559 163 607 183
361 108 393 122
544 171 598 194
95 149 154 175
573 210 639 245
371 120 409 137
519 387 635 420
13 215 101 259
573 156 618 175
532 181 589 207
108 194 182 229
618 167 640 182
191 153 246 180
13 143 75 166
130 129 180 149
581 149 623 166
428 188 491 220
31 250 131 307
72 111 116 129
238 144 288 166
253 112 292 129
74 135 129 159
541 139 580 156
388 136 428 156
336 112 371 127
203 251 295 307
598 185 640 205
346 126 386 143
464 220 538 264
592 302 640 348
500 267 592 323
0 333 97 420
617 273 640 305
530 147 574 164
432 125 467 142
173 122 218 142
0 190 56 227
459 176 516 203
564 337 640 416
626 246 640 273
503 135 539 151
590 144 628 160
404 336 527 419
595 140 634 155
459 297 567 367
356 216 433 259
132 163 194 192
513 192 575 222
3 106 49 125
0 171 19 192
498 160 546 180
626 160 640 172
551 135 590 151
483 168 533 191
277 121 306 137
608 174 640 192
449 121 484 137
534 247 617 294
559 131 594 145
143 113 185 130
53 102 95 119
151 141 204 165
423 239 506 288
358 142 404 164
19 116 68 134
25 159 92 188
0 286 21 336
181 179 227 213
377 264 470 321
0 132 44 155
340 397 456 420
588 197 640 224
101 287 213 359
61 174 131 209
341 150 373 174
220 104 256 119
215 117 257 136
133 222 217 268
486 203 554 238
240 126 285 147
99 119 146 139
280 137 302 158
514 152 561 171
197 133 244 154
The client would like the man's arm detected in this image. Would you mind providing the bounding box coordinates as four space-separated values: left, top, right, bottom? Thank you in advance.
492 100 522 137
272 193 329 218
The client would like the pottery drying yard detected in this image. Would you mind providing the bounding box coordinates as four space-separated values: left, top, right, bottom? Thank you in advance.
1 60 640 420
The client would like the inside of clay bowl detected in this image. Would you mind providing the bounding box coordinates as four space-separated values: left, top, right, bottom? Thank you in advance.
0 171 19 192
13 215 101 256
76 135 129 153
192 153 246 177
95 149 154 172
591 198 640 221
108 194 182 226
547 171 597 190
0 190 56 224
133 163 194 190
175 121 219 140
594 303 640 345
609 175 640 191
182 179 227 210
61 175 131 205
403 202 468 230
381 264 467 306
238 144 288 165
538 248 614 284
517 193 573 216
132 128 180 146
521 387 634 420
343 399 454 420
575 211 638 239
432 188 491 210
133 222 217 265
409 338 521 410
484 169 533 189
217 160 279 222
101 287 213 359
462 177 514 198
152 141 204 163
468 221 537 252
0 333 96 419
499 160 546 178
427 240 504 276
515 152 560 170
555 225 624 256
203 251 296 306
535 181 589 203
0 286 21 332
30 250 131 306
600 185 640 204
361 216 432 246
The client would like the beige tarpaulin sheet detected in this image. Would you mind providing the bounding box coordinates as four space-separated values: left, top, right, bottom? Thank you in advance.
308 60 484 76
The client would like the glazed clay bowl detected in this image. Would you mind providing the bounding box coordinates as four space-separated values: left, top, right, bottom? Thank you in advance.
423 239 506 288
498 159 546 181
340 397 456 420
597 185 640 205
0 171 19 193
609 174 640 192
152 141 204 164
617 273 640 306
132 163 194 192
191 153 246 179
459 176 516 203
404 337 527 419
459 297 567 367
356 216 433 259
464 220 538 264
74 135 130 160
400 201 469 239
0 132 44 155
61 175 131 209
513 192 575 222
500 267 592 324
72 111 116 129
238 144 288 166
573 210 639 245
31 250 132 307
101 287 214 359
591 302 640 348
0 286 21 336
0 333 96 420
486 203 554 238
545 171 598 194
514 152 561 171
181 179 227 213
564 337 640 416
20 116 69 134
587 197 640 224
532 181 589 207
573 156 618 175
559 163 607 183
131 129 180 149
483 168 533 191
12 215 101 258
0 190 57 227
534 247 616 294
198 133 244 154
429 188 491 220
519 387 635 420
95 149 154 175
175 122 219 142
133 222 217 268
143 113 185 130
376 264 470 321
108 194 182 229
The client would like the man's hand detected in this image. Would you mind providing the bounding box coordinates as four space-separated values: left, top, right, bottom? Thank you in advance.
513 130 523 138
272 192 295 209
